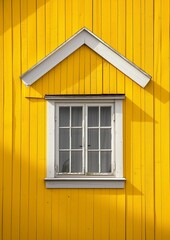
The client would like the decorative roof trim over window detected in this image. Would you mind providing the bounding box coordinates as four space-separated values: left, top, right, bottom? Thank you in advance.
20 28 151 88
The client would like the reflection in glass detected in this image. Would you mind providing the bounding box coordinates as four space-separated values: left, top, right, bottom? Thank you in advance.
59 107 70 127
100 107 111 126
59 151 69 172
59 128 69 149
71 107 82 126
100 129 111 149
71 128 82 149
88 129 99 149
88 151 99 172
88 107 99 127
71 151 82 172
101 152 111 173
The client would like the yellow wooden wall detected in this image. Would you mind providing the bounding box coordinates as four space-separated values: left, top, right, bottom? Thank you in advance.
0 0 170 239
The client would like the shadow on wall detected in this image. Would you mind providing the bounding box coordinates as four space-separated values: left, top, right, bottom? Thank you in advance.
0 0 49 35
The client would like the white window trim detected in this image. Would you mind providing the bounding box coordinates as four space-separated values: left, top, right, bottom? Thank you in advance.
45 95 126 188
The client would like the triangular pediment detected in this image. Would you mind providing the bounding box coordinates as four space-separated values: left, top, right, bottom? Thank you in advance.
20 28 151 88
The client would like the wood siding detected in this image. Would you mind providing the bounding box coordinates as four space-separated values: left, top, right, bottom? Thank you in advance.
0 0 169 239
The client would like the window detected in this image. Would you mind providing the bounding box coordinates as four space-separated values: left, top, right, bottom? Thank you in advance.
45 95 125 188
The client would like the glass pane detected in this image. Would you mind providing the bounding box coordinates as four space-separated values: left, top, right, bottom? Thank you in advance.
71 151 82 173
88 151 99 172
100 129 111 149
59 151 69 172
88 129 99 149
71 107 82 127
59 128 69 149
88 107 99 127
101 107 111 126
71 128 82 149
59 107 70 127
101 152 111 173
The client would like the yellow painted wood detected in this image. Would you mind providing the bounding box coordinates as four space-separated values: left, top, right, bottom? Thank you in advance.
3 0 13 239
110 0 118 94
11 0 21 239
117 190 125 240
20 1 29 238
132 1 142 239
79 46 85 94
51 191 59 240
29 100 38 240
77 190 86 240
66 0 72 38
160 1 170 239
117 0 125 93
37 100 45 240
154 1 161 240
109 190 117 239
96 55 103 94
1 0 170 239
57 0 65 45
73 50 79 94
102 59 110 94
93 0 102 37
0 0 3 238
144 0 154 239
84 47 91 94
90 51 97 94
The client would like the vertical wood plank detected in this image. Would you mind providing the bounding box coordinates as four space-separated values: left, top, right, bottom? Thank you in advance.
117 0 125 93
36 0 45 97
109 190 117 240
79 46 85 94
132 1 142 239
93 190 101 240
85 190 94 240
11 0 21 239
70 190 79 240
51 0 58 51
29 100 38 240
144 0 154 239
110 0 118 93
37 100 45 240
96 55 103 94
102 59 110 94
77 190 86 240
57 0 65 45
60 61 67 94
84 0 92 30
125 1 133 239
154 0 161 239
0 0 3 239
73 50 79 94
28 0 37 98
93 0 102 37
90 51 97 94
54 65 61 94
161 0 170 239
20 0 29 238
66 0 72 38
3 0 12 239
84 47 91 94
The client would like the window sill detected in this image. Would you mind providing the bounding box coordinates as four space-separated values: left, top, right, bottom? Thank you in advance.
45 177 126 189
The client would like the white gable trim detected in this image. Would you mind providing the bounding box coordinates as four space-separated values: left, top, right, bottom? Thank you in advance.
20 28 151 88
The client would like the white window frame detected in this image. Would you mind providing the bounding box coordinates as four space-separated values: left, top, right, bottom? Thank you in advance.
45 95 126 188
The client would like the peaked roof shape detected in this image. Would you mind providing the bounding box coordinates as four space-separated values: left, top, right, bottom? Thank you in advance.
20 28 151 87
